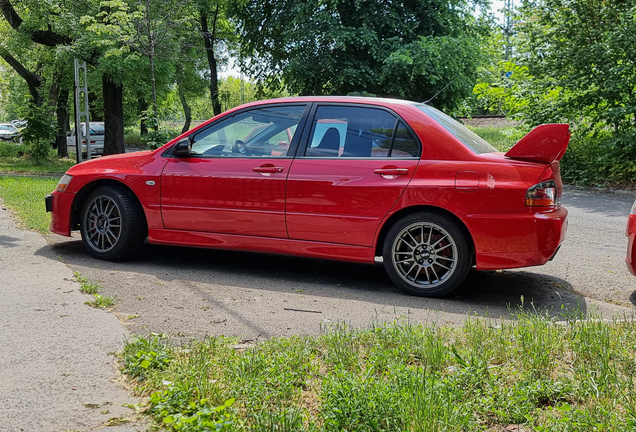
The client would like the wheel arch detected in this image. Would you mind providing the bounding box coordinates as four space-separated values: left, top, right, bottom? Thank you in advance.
70 179 147 231
375 206 475 263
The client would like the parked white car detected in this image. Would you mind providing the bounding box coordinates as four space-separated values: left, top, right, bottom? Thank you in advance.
67 122 105 156
0 123 21 142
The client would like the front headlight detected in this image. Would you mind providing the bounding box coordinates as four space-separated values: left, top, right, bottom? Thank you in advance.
526 180 557 207
55 174 73 192
631 200 636 215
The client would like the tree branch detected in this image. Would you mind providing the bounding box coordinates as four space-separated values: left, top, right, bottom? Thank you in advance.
0 47 43 104
0 0 72 46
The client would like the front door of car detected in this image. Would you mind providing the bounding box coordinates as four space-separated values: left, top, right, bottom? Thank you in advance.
285 104 421 247
160 104 308 238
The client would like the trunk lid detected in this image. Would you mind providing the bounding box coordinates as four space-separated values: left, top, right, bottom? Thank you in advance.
505 123 570 164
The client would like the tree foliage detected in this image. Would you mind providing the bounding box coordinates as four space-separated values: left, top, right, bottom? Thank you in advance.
233 0 489 111
497 0 636 134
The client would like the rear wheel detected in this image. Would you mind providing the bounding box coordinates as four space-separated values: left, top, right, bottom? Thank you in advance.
80 186 147 260
383 212 472 297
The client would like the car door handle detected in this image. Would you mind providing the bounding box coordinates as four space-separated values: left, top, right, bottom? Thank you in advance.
253 165 284 175
374 167 409 176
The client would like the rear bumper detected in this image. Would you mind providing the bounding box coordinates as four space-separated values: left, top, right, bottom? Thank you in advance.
45 191 75 237
470 206 568 270
626 214 636 276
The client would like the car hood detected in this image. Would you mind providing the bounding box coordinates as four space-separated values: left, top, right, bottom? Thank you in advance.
67 150 154 175
505 123 570 164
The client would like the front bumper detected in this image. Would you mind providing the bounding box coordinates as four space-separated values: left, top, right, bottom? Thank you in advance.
626 214 636 276
45 191 74 236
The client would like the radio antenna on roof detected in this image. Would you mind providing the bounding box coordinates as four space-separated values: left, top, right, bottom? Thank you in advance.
423 81 453 105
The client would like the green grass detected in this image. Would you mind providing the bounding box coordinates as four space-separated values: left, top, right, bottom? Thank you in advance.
0 141 75 175
121 311 636 431
0 175 58 232
74 271 101 294
85 293 117 308
469 126 523 152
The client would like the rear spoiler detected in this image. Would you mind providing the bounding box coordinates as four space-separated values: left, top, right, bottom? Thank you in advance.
505 123 570 164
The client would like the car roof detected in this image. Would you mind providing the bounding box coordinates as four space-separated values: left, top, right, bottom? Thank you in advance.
238 95 422 107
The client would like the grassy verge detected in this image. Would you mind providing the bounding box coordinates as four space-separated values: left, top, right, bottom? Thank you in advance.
122 311 636 431
469 126 523 152
0 141 75 175
0 175 58 232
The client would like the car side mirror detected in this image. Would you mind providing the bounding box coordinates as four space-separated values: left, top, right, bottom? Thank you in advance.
172 137 192 157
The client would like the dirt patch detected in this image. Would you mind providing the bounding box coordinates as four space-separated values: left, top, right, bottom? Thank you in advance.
460 117 521 128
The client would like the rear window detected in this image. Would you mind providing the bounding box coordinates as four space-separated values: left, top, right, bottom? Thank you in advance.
417 105 498 154
89 124 105 135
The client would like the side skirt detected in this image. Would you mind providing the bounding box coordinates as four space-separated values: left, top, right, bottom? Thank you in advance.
148 229 376 264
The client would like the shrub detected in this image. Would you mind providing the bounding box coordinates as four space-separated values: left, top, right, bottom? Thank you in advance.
560 131 636 186
18 103 55 164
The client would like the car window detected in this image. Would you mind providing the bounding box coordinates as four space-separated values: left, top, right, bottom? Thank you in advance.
89 124 105 136
304 106 420 158
191 106 305 157
417 104 498 154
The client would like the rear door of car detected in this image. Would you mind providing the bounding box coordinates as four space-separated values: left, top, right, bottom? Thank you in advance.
160 104 309 238
285 103 421 247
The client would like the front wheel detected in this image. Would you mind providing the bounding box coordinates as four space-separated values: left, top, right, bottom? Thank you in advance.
382 212 472 297
80 186 147 261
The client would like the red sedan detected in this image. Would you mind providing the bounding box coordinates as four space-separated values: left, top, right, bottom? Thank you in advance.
46 97 569 297
626 200 636 276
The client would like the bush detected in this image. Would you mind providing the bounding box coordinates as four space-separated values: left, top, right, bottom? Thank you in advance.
0 141 21 158
124 131 147 147
560 131 636 187
146 129 175 150
18 103 55 164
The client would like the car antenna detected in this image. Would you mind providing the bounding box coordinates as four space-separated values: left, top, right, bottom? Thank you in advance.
423 81 453 105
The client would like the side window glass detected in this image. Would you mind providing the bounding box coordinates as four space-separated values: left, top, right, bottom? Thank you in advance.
305 106 396 158
190 105 305 157
391 122 420 157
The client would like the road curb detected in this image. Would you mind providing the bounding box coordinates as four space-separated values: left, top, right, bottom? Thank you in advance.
563 184 636 197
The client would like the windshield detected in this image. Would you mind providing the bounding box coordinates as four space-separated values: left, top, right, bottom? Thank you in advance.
417 105 498 154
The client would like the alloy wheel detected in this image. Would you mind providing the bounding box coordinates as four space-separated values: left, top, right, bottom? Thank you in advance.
83 195 122 253
391 221 458 289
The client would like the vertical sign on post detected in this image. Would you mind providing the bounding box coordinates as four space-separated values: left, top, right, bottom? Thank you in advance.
73 59 91 163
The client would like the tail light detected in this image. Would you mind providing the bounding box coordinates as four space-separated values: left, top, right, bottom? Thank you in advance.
526 180 557 207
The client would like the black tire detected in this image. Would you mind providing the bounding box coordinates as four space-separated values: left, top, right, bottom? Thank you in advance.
80 186 147 261
382 211 472 297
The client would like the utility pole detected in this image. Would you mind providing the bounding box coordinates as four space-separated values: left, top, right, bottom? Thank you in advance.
73 59 91 163
502 0 515 61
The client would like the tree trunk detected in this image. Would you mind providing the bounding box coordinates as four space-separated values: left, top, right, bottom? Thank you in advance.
149 50 158 130
139 97 149 136
102 75 125 155
201 9 222 115
55 88 69 158
178 80 192 134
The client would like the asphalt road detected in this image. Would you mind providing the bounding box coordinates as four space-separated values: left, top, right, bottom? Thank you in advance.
0 205 144 432
1 185 634 431
41 186 636 343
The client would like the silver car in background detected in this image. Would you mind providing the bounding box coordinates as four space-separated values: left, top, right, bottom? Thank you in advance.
0 123 21 142
67 122 105 156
